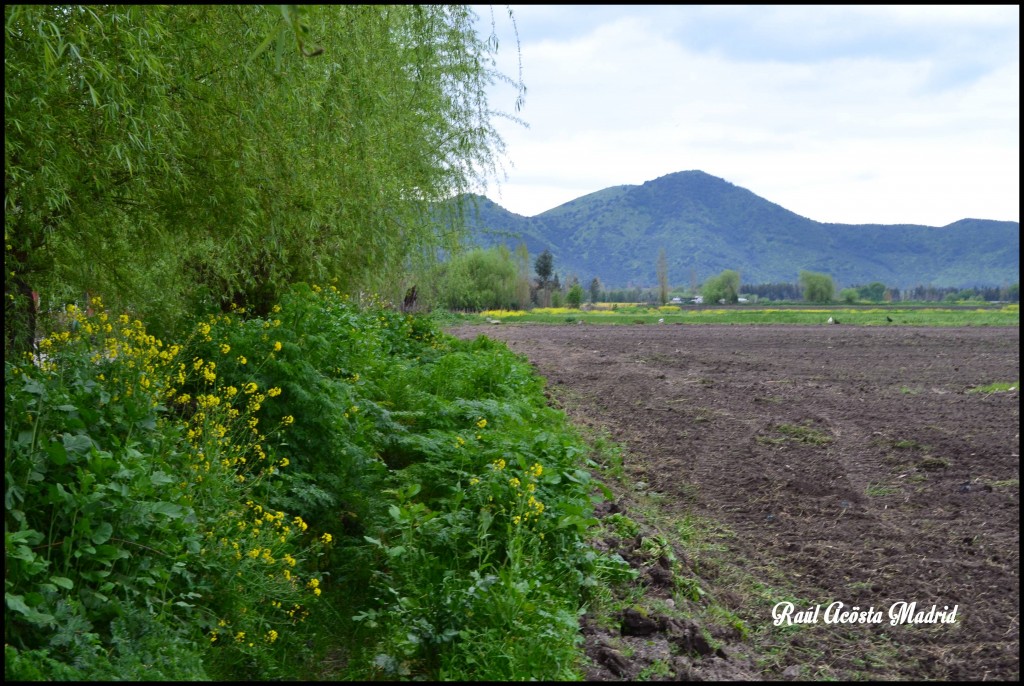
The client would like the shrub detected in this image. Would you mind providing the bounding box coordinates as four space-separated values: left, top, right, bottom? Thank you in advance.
4 297 325 680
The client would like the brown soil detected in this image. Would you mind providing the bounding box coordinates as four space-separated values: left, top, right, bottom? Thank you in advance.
448 323 1020 681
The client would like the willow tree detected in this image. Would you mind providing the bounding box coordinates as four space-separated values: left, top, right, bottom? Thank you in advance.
5 5 522 350
701 269 740 304
800 270 835 304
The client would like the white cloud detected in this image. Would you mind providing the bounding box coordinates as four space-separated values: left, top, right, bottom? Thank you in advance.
475 5 1019 226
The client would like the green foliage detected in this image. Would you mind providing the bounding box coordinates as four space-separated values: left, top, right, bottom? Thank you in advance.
857 282 888 302
475 304 1019 327
5 4 520 349
702 269 741 304
428 247 519 311
656 248 670 305
967 380 1019 394
800 270 835 304
4 299 326 681
5 284 606 681
514 242 532 309
535 249 554 288
567 283 585 308
840 288 860 304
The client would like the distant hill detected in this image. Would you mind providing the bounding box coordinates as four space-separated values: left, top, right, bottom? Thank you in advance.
449 171 1019 289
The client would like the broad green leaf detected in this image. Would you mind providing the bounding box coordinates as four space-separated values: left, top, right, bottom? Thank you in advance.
5 593 55 627
91 521 113 545
62 433 93 455
49 576 74 590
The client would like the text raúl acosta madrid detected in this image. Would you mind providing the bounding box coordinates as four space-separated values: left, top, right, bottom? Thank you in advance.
772 601 958 626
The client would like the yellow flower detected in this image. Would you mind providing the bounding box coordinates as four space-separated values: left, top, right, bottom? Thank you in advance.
267 387 282 397
273 341 282 352
220 343 231 354
272 304 282 314
321 533 332 544
530 463 543 477
476 417 487 429
509 477 521 489
282 415 294 426
279 457 290 467
265 629 279 643
307 578 320 589
244 382 258 394
237 355 248 365
234 631 246 642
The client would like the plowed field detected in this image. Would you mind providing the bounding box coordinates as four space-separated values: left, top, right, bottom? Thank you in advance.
449 323 1019 680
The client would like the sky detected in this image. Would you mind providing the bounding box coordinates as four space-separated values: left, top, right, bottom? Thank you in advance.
472 5 1019 227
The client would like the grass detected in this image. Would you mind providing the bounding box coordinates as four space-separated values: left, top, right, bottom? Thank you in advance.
757 422 832 446
472 303 1020 327
865 483 901 497
968 380 1019 394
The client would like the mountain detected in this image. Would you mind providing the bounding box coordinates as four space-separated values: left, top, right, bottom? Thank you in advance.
452 171 1019 289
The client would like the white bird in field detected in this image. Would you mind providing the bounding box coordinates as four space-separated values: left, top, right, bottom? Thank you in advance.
827 316 834 324
658 318 664 324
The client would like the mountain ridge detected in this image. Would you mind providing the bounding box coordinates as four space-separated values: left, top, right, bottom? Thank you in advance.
456 171 1019 289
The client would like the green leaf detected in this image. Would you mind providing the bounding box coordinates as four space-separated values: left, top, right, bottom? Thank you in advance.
8 544 39 563
91 521 113 545
94 545 129 562
62 433 93 455
146 501 185 519
46 441 67 466
5 593 55 627
49 576 74 590
6 529 45 547
149 471 175 487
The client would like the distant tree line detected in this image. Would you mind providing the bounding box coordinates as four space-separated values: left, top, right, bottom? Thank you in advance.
424 243 1020 310
743 281 1018 304
742 282 803 301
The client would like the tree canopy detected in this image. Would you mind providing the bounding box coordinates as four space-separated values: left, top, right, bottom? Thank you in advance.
427 246 518 311
5 4 522 349
701 269 740 304
800 270 835 304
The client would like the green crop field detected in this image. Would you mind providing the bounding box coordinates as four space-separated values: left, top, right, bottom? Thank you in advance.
471 303 1020 327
